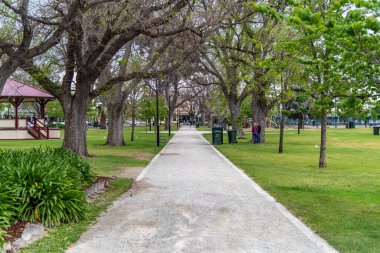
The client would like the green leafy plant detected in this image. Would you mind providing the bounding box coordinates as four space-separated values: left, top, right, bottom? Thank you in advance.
0 147 95 228
3 161 88 227
44 147 95 186
0 183 17 246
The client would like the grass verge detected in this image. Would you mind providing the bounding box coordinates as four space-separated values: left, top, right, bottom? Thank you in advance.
204 128 380 253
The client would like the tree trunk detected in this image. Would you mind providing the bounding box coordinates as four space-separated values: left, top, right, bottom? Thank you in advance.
131 104 136 142
251 94 271 143
164 117 169 130
201 110 206 126
297 117 301 135
279 110 285 153
207 111 212 128
100 109 107 129
228 100 242 134
106 102 126 146
319 108 327 168
62 96 89 157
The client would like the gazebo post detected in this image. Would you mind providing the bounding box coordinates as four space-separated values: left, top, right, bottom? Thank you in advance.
8 98 23 129
15 101 18 129
38 99 46 119
16 98 23 129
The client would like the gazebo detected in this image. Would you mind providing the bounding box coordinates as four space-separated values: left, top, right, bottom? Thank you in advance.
0 78 60 139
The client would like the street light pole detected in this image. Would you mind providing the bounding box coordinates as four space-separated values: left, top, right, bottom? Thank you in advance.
177 107 179 130
156 81 160 147
168 96 171 137
175 89 180 131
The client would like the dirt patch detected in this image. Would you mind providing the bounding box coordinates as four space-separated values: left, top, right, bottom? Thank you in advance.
134 153 154 161
4 221 28 244
117 167 144 180
94 176 113 183
128 179 166 197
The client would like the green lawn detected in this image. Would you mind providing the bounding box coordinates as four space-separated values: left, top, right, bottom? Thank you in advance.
196 125 212 131
0 127 170 176
204 128 380 253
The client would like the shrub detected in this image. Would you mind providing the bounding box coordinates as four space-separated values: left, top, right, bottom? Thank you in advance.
46 147 95 186
2 160 88 227
0 147 95 228
0 147 95 187
0 183 17 246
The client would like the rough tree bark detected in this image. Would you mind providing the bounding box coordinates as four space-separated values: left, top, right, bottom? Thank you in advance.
106 98 127 146
100 105 107 129
61 96 90 156
201 109 206 125
131 102 136 142
319 107 327 168
279 71 287 152
105 42 132 146
251 91 272 143
207 111 213 128
297 116 302 135
228 99 243 134
279 108 285 153
106 81 128 146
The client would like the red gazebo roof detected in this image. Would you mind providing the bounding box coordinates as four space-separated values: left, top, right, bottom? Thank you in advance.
0 78 54 102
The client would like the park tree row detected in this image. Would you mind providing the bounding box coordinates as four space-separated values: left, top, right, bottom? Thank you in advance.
0 0 379 168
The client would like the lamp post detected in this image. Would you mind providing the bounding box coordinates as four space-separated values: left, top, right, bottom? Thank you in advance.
177 106 180 130
168 96 172 136
334 97 337 128
156 80 160 147
175 89 180 131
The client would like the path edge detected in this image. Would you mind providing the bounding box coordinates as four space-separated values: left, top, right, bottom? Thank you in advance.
199 133 338 253
135 134 175 182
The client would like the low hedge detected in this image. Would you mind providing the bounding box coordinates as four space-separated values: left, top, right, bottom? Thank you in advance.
0 147 96 245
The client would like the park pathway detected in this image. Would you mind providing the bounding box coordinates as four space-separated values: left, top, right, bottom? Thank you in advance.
67 127 337 253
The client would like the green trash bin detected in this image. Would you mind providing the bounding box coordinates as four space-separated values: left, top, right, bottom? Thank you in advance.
346 122 355 129
212 127 223 145
373 127 380 135
227 130 237 144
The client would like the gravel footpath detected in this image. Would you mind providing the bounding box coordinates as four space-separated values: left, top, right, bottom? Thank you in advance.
66 127 337 253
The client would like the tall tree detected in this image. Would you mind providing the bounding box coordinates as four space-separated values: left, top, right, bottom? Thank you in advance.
200 11 252 134
21 0 203 156
288 0 379 167
0 0 80 92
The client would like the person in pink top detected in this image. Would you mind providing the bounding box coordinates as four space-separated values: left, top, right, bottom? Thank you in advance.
252 122 258 143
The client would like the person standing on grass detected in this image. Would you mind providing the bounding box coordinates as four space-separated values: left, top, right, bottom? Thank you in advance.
257 123 261 143
252 122 258 143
